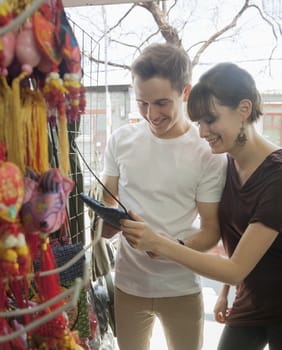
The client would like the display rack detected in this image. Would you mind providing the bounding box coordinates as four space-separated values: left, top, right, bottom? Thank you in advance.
0 0 104 347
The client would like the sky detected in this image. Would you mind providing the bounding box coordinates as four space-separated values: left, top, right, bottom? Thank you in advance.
66 0 282 93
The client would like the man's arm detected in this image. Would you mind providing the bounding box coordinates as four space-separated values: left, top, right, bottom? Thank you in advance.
102 175 119 207
183 201 220 252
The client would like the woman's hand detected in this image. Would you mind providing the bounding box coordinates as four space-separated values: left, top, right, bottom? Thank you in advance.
120 210 161 252
213 294 231 323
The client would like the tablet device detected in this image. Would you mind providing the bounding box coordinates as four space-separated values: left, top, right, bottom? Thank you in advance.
79 193 132 229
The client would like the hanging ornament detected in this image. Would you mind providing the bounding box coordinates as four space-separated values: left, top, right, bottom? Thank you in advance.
0 144 30 278
20 167 74 235
15 21 42 75
0 143 25 223
64 72 82 123
0 145 31 345
32 5 62 74
0 221 31 277
0 31 16 76
55 0 86 122
43 71 67 120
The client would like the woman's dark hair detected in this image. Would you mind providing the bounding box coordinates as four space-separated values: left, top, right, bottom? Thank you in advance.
131 43 192 94
187 63 263 123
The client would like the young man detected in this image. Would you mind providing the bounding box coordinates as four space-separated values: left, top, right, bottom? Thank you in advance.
101 43 227 350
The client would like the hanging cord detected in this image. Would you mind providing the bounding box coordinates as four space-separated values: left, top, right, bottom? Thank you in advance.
72 139 128 213
48 122 60 168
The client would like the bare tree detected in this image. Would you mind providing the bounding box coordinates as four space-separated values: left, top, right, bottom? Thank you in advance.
69 0 281 73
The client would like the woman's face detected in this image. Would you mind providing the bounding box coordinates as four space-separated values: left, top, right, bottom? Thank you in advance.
197 98 243 154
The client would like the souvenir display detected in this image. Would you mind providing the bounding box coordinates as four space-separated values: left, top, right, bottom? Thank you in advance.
0 1 91 349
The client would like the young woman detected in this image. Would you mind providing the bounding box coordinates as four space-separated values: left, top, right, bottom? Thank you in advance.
121 63 282 350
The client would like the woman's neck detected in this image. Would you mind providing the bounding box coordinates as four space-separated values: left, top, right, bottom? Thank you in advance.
232 129 279 185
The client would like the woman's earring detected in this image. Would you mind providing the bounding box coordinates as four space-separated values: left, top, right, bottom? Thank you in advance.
236 122 247 146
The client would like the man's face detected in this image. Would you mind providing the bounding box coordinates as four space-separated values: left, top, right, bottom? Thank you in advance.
133 76 188 139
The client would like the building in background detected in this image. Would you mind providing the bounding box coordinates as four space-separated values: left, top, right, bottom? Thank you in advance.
76 84 138 190
262 93 282 147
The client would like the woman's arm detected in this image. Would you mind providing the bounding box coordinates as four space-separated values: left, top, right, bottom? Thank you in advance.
184 201 221 252
121 211 279 285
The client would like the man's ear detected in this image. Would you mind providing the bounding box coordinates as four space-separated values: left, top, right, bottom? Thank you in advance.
239 99 252 120
183 84 191 102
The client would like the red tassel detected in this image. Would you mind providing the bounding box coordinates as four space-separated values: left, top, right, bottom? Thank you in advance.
25 232 40 261
35 235 63 308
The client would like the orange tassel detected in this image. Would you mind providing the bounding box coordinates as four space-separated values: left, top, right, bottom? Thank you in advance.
5 72 29 173
23 89 49 175
0 77 10 147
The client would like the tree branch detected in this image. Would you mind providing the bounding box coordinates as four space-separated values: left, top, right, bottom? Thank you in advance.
110 39 140 51
137 1 182 46
97 4 137 44
191 0 250 67
248 3 279 72
88 56 131 71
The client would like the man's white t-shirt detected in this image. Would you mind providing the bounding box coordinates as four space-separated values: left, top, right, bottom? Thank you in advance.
103 120 227 298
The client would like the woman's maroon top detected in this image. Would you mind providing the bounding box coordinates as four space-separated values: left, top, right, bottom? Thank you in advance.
219 150 282 326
